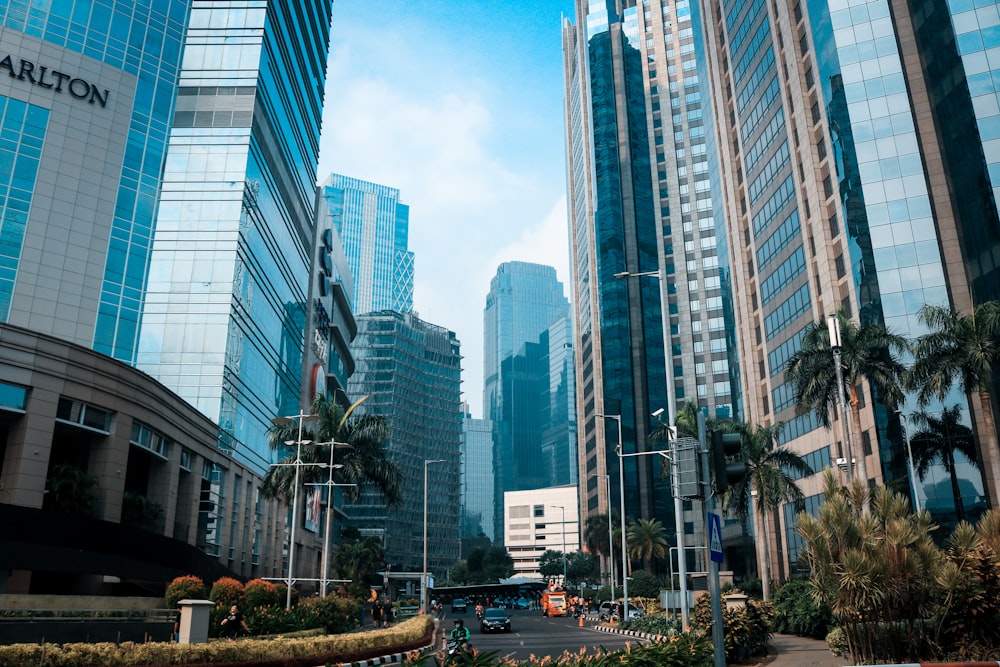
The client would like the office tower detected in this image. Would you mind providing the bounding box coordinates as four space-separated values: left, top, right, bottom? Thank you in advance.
697 0 996 574
483 262 576 543
0 1 337 594
345 311 462 576
504 485 580 580
461 403 495 540
137 0 334 475
563 0 730 568
319 174 414 315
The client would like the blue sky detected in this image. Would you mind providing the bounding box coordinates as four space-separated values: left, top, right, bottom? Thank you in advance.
318 1 577 417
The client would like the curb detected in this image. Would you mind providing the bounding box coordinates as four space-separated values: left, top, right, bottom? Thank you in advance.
591 623 663 642
336 635 438 667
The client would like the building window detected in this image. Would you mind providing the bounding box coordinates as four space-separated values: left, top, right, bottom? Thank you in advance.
534 505 545 517
56 398 112 433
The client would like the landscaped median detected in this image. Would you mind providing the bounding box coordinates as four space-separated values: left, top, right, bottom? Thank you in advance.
0 613 434 667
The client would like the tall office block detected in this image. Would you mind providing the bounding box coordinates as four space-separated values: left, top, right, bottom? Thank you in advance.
0 1 332 594
563 0 731 568
137 0 334 475
483 262 576 543
460 403 495 540
345 311 462 576
696 0 995 574
319 174 414 315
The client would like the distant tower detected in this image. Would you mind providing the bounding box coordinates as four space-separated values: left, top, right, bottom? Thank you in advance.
319 174 414 314
461 403 495 540
483 261 575 543
345 311 462 576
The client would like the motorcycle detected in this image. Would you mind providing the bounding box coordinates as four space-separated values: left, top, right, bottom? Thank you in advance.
475 607 484 621
445 637 471 662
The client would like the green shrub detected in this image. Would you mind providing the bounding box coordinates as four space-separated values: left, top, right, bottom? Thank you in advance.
292 594 363 634
693 590 774 662
209 576 245 637
771 578 835 639
165 574 208 608
244 578 281 609
620 613 682 636
826 626 848 657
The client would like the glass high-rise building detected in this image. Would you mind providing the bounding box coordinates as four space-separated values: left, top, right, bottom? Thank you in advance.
137 0 334 475
460 403 495 540
345 310 462 576
563 0 731 571
319 174 414 315
696 0 998 575
483 261 576 543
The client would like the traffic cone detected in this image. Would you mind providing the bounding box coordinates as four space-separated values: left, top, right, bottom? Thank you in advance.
578 613 584 627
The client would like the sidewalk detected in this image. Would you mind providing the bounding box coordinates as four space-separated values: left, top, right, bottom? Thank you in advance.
763 633 847 667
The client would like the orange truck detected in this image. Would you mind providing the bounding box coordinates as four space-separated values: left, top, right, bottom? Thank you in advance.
541 589 567 617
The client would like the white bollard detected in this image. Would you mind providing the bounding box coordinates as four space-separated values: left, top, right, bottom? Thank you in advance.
177 599 215 644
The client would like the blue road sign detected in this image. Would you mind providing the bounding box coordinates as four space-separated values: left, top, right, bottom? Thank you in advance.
708 512 724 563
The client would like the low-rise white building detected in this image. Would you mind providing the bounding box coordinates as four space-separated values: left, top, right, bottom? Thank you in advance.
504 485 580 580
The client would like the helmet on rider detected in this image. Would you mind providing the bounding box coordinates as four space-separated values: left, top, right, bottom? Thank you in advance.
454 619 464 627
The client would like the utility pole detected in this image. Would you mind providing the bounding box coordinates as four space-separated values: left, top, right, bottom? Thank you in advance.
699 412 725 667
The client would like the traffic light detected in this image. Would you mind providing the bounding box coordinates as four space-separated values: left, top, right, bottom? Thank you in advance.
710 430 745 494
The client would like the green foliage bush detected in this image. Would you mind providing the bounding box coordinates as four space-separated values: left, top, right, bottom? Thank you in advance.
208 576 246 637
620 613 682 636
292 594 363 634
165 575 208 608
626 570 661 598
770 578 835 639
244 578 281 610
692 590 773 662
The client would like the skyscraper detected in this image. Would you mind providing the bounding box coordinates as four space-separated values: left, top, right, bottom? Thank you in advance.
697 0 996 574
483 261 575 542
563 0 730 567
345 311 462 576
136 0 334 475
0 0 337 594
460 403 495 540
319 174 415 315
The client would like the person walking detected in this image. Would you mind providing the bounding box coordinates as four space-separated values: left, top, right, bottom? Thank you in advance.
220 604 249 640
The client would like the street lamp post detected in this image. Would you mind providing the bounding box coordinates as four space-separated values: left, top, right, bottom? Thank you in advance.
613 269 688 629
423 459 445 613
596 413 629 620
270 411 318 609
896 411 922 513
827 315 855 483
313 441 354 597
606 474 615 592
550 504 567 584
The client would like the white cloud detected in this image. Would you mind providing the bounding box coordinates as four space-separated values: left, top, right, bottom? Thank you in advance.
318 10 569 417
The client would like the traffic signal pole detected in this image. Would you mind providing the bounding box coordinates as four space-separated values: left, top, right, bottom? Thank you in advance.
698 412 726 667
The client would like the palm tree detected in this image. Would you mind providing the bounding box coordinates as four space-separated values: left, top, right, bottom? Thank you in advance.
626 517 669 574
262 394 402 505
727 421 812 600
908 404 979 521
786 311 908 486
907 301 1000 505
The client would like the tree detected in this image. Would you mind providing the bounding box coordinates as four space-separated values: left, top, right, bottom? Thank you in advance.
786 311 908 486
727 421 812 600
539 549 565 579
908 301 1000 505
909 404 979 521
464 546 514 584
262 394 402 505
626 518 669 574
334 535 385 598
567 550 599 585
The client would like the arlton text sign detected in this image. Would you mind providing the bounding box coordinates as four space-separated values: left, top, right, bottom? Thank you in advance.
1 53 110 107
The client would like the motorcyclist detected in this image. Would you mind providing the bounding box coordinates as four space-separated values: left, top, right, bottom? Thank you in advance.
475 602 484 619
450 618 471 647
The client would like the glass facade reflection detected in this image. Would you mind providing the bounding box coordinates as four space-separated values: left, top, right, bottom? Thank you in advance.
320 174 414 315
484 261 575 543
138 0 333 475
698 0 996 573
564 0 733 572
345 311 462 576
0 1 188 352
461 404 495 540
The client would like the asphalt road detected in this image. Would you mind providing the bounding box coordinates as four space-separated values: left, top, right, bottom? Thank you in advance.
445 609 645 661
